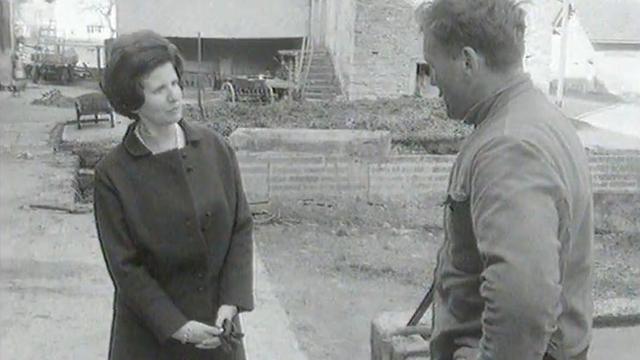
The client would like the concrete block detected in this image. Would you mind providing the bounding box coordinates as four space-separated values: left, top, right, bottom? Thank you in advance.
371 310 432 360
228 128 391 160
236 153 270 203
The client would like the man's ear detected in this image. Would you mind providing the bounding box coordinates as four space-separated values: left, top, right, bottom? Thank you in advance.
460 46 482 76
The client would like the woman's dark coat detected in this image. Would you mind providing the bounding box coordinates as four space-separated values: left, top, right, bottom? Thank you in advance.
94 120 254 359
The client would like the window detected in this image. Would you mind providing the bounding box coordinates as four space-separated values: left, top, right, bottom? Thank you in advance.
87 25 103 34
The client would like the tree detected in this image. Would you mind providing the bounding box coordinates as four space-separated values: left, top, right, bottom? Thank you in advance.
80 0 115 38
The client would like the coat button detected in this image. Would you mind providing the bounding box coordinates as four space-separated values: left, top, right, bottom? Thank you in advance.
186 166 194 173
181 152 187 159
205 211 211 217
196 273 204 279
197 286 204 292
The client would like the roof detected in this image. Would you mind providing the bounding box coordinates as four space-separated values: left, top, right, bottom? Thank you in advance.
574 0 640 44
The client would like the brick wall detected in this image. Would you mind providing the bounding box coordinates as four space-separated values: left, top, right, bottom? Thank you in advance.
237 151 640 231
238 152 640 202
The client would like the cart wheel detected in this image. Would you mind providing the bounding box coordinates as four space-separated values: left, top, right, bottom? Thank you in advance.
222 82 236 103
110 112 115 128
266 85 275 104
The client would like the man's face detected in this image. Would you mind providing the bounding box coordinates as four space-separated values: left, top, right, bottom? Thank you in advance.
423 33 473 120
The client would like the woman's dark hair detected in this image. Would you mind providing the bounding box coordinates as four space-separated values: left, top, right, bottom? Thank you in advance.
101 30 185 121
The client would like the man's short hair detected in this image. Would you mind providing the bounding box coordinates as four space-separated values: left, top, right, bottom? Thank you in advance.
416 0 527 71
101 30 184 121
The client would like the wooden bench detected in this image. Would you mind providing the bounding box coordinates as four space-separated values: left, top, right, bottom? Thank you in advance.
74 92 115 129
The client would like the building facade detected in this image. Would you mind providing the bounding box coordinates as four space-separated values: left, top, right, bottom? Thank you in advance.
116 0 309 83
114 0 564 100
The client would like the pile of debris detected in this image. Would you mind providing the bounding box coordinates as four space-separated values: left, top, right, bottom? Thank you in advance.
0 80 28 96
30 88 76 108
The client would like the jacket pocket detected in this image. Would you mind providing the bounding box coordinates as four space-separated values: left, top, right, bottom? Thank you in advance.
444 187 482 274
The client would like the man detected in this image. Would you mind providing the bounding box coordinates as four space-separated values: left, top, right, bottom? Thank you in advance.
415 1 593 359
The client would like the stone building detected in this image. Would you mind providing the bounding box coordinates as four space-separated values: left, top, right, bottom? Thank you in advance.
318 0 560 100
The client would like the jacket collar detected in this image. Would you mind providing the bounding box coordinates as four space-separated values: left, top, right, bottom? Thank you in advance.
123 119 203 157
463 73 533 127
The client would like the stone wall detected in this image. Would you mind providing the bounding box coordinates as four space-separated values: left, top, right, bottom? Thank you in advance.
324 0 561 100
347 0 422 100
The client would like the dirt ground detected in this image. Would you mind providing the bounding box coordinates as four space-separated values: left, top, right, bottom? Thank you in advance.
255 218 640 360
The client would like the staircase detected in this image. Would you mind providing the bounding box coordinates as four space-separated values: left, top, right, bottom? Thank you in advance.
303 48 342 102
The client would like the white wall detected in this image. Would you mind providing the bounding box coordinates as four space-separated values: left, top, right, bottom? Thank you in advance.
116 0 309 39
55 0 114 42
551 15 597 85
522 0 560 93
322 0 356 96
596 50 640 95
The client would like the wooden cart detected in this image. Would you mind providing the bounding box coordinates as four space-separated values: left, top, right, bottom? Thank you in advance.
31 50 78 84
221 76 275 103
74 92 115 129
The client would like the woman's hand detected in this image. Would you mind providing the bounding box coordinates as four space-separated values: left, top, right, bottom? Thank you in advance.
172 320 221 346
215 304 238 328
453 347 479 360
195 305 239 350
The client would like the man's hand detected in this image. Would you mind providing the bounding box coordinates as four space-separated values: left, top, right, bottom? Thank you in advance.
172 320 221 345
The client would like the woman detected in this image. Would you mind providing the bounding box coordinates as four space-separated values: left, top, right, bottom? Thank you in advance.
94 30 254 359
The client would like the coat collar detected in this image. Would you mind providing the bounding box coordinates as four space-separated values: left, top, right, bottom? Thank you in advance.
123 119 203 157
463 73 533 127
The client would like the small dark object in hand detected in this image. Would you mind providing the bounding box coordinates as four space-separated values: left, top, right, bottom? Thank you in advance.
219 318 244 353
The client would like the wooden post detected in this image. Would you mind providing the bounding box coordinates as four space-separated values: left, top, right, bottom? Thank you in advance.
555 0 571 107
96 46 101 76
9 0 15 50
197 32 205 120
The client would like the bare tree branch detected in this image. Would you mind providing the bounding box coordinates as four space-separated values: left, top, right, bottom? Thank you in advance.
79 0 116 38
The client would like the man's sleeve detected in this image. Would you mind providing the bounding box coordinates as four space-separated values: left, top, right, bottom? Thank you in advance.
470 136 564 360
94 168 188 342
218 146 255 312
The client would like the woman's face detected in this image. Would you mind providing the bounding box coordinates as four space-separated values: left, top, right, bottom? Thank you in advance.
134 61 183 127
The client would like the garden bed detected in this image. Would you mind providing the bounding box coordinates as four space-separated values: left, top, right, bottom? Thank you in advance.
184 96 472 154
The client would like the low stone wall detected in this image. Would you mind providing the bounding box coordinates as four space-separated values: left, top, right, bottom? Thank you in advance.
238 150 640 232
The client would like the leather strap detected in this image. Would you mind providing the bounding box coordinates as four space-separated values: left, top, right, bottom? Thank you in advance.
407 280 436 326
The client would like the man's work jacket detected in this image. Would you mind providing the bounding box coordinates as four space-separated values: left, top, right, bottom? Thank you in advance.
430 75 593 360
